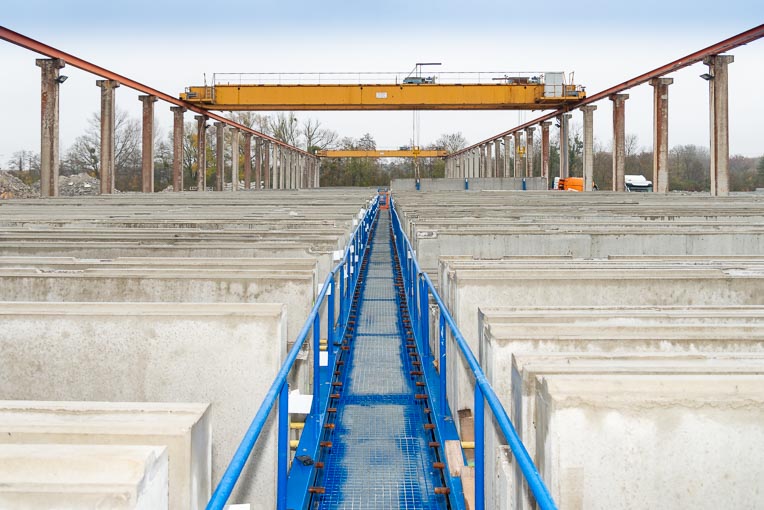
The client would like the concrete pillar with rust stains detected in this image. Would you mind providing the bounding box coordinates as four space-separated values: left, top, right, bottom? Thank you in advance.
138 95 157 193
243 133 252 191
253 137 262 190
525 127 535 177
559 113 572 179
170 106 185 192
650 78 673 193
194 115 207 191
281 149 288 189
513 132 522 178
230 127 239 191
316 157 321 187
273 145 281 189
610 93 629 191
214 122 224 191
263 140 271 189
704 55 734 197
36 58 65 197
494 140 502 178
581 105 597 191
502 135 511 177
541 121 551 183
97 80 120 195
484 143 493 178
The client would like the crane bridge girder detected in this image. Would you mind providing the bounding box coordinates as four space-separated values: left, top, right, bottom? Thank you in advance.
316 149 447 158
180 83 585 111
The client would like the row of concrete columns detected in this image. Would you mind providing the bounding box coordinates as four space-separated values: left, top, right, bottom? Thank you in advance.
446 55 735 196
35 58 319 196
445 125 544 180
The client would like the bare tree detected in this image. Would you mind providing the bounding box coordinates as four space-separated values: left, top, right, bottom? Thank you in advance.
301 118 338 153
268 112 299 146
357 133 376 151
433 132 468 153
7 150 40 172
63 109 141 179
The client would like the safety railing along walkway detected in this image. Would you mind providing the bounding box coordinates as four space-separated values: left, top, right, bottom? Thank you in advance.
206 192 556 510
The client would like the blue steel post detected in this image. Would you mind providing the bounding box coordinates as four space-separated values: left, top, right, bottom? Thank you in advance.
475 384 485 510
439 314 447 421
313 313 321 437
339 262 346 329
277 382 289 510
419 275 429 359
328 276 335 358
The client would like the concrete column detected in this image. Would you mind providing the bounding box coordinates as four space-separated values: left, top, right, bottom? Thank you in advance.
230 128 239 191
649 78 673 193
525 127 535 177
315 157 321 187
502 135 511 177
704 55 734 197
36 58 65 197
513 132 522 178
263 141 271 189
559 113 572 179
170 106 185 192
484 143 493 178
275 145 281 189
243 133 252 191
541 121 551 182
194 115 207 192
581 105 597 191
494 140 501 178
97 79 120 195
280 149 287 189
138 95 157 193
610 93 629 191
214 122 224 191
253 137 261 190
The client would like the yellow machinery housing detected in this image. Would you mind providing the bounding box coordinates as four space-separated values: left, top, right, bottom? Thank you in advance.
181 82 585 111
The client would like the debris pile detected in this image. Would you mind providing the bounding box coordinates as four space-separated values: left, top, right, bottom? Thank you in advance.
58 173 100 196
0 171 37 199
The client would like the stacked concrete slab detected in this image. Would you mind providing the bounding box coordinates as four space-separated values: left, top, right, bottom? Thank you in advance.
392 191 764 510
0 189 375 509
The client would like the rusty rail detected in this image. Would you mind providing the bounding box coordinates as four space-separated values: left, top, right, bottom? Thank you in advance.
450 23 764 157
0 25 312 156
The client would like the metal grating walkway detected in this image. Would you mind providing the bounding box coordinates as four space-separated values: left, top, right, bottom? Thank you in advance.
313 212 449 510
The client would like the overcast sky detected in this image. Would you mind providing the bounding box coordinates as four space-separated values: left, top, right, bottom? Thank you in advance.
2 0 763 164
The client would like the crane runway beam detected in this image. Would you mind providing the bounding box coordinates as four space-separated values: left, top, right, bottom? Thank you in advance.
181 83 585 111
316 149 447 158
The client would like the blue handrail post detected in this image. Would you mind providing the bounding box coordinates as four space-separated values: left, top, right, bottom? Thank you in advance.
419 275 429 359
277 382 289 510
327 276 335 353
475 384 485 510
312 313 321 438
339 262 346 330
439 313 447 421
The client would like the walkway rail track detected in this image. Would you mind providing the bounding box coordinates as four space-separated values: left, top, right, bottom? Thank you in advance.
205 195 379 510
390 197 557 510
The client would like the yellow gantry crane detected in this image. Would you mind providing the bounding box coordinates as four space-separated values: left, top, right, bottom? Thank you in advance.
316 148 447 158
180 72 585 111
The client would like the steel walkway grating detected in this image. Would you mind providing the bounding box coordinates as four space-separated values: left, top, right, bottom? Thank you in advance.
314 212 447 510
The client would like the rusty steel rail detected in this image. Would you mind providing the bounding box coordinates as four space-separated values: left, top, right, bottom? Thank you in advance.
0 25 312 156
450 23 764 157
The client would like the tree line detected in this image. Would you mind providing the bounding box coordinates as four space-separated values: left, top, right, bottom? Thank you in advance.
5 114 764 191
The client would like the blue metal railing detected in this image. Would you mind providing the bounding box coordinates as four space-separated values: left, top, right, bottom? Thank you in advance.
206 196 379 510
390 197 557 510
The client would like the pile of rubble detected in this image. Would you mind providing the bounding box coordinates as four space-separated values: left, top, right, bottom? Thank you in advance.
0 171 37 199
58 173 100 196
